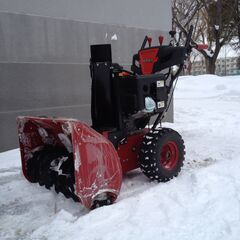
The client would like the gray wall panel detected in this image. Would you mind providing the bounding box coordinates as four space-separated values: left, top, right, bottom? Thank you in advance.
0 63 91 112
0 12 90 63
0 0 171 30
0 12 170 64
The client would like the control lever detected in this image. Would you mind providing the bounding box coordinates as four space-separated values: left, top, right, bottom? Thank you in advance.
141 36 148 50
158 36 164 46
147 37 152 47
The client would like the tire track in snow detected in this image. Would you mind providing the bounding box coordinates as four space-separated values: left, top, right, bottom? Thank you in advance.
0 166 20 174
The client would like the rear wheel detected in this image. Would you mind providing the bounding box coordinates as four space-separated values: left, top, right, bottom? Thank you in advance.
139 128 185 182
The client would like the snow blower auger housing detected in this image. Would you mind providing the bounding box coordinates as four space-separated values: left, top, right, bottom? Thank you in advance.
17 26 203 209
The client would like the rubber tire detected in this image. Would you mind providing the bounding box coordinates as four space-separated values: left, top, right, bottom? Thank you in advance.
139 128 185 182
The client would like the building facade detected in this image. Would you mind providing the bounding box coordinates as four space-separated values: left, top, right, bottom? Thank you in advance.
191 45 240 76
192 57 240 76
215 57 240 76
0 0 172 151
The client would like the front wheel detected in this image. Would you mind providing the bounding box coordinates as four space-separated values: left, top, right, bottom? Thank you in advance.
139 128 185 182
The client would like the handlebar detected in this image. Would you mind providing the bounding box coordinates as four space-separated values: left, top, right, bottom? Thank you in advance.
185 25 194 50
141 36 148 50
185 26 208 51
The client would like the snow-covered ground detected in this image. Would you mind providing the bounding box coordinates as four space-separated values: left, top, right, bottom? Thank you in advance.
1 74 240 240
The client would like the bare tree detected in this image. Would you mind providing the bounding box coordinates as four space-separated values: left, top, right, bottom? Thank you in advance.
172 0 205 74
237 57 240 69
172 0 240 74
231 0 240 50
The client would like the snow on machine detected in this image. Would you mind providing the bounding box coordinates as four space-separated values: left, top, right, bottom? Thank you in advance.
17 26 207 209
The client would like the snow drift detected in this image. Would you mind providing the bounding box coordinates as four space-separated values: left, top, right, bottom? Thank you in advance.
1 74 240 240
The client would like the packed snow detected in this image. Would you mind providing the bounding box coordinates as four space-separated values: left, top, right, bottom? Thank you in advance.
1 74 240 240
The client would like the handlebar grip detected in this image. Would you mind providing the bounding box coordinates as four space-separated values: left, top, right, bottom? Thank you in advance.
196 44 208 50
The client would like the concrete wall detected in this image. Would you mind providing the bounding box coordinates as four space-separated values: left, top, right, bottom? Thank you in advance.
0 0 171 30
0 0 172 152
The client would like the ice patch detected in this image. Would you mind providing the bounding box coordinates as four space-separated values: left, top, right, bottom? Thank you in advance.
58 133 72 153
74 145 81 172
111 34 117 40
38 127 48 138
214 25 219 30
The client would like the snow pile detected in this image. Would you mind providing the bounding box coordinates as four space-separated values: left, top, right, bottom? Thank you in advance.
218 44 239 58
1 75 240 240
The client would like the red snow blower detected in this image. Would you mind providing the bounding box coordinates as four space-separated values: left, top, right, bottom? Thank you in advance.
17 26 203 209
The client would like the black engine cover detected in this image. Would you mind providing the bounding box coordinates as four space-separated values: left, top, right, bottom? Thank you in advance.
115 73 167 115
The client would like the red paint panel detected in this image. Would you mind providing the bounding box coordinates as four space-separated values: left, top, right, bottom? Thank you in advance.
139 48 159 75
160 141 179 170
117 130 148 173
71 122 122 209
